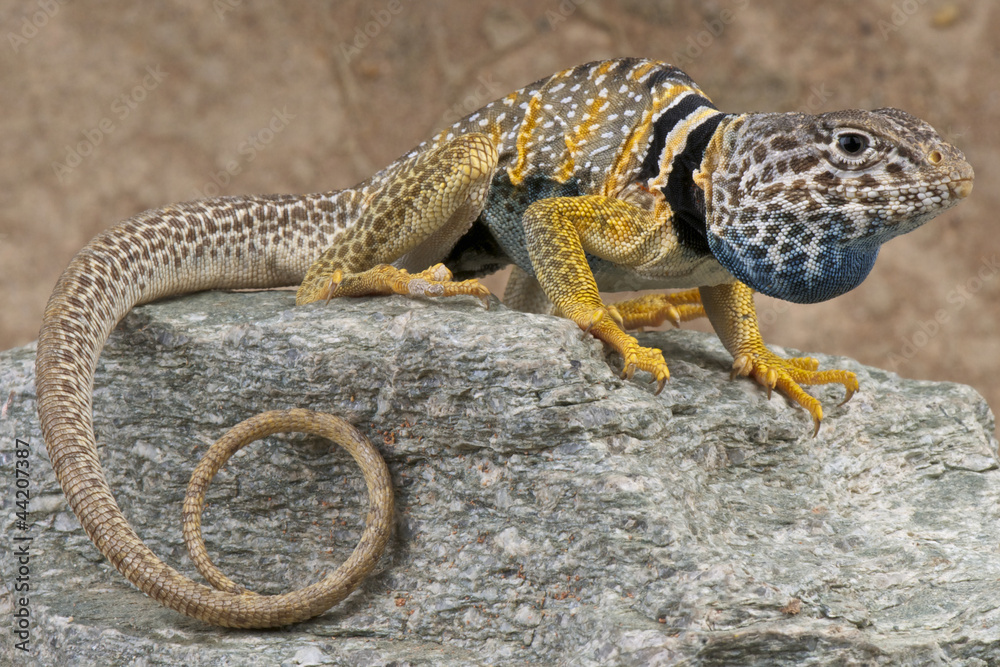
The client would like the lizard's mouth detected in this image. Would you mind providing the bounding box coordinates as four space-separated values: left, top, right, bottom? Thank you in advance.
951 178 974 200
948 162 975 199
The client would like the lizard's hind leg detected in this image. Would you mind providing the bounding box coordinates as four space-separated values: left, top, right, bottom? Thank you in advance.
503 276 706 329
611 289 706 331
296 133 499 306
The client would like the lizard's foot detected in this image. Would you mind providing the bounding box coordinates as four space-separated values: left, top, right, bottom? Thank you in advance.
731 348 858 436
699 282 858 435
612 289 707 330
565 304 670 393
299 263 491 308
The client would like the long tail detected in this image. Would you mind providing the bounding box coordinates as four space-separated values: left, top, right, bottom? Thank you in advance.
35 192 385 627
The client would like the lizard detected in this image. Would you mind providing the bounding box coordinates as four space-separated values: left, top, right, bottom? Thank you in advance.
35 58 974 628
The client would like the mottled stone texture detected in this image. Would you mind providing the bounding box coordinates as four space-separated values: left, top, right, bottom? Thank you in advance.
2 291 999 665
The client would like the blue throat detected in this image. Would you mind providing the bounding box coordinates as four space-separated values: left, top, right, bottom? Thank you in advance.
707 228 881 304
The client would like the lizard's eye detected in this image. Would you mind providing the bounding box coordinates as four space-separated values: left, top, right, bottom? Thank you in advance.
830 129 877 168
838 133 868 155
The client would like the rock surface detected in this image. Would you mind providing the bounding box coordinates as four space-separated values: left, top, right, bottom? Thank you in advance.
2 290 999 665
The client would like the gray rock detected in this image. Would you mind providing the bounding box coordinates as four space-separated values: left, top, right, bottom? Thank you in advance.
2 290 999 665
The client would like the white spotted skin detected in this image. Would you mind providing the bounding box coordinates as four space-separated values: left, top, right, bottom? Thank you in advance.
411 59 712 198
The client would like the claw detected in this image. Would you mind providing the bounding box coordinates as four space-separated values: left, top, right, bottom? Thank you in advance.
763 367 778 399
607 305 625 329
321 270 345 304
580 308 606 339
663 304 682 328
837 379 859 407
731 354 753 379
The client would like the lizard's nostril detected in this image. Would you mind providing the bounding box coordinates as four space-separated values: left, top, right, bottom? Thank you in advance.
927 149 943 164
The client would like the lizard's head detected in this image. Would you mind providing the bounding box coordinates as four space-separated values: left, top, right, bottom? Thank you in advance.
701 108 974 303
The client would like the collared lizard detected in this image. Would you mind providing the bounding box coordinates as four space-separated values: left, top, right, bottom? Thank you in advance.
35 58 974 627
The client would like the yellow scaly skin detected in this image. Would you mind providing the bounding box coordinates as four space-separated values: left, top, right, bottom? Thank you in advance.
36 58 973 627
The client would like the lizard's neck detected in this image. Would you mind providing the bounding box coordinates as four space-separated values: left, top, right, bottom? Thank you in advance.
635 93 735 256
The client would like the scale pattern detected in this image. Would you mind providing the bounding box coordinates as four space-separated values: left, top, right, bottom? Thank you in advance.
36 58 974 627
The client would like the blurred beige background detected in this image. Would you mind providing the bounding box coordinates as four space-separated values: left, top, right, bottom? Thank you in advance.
2 1 997 418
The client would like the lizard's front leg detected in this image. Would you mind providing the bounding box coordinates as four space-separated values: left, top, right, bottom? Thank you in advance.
522 195 671 392
296 133 498 306
700 281 859 434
